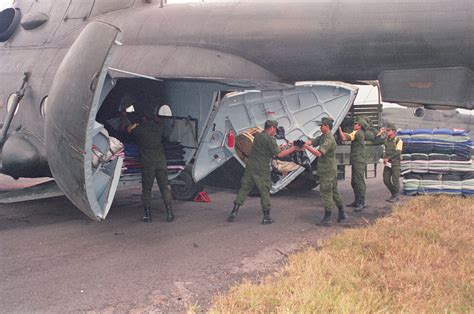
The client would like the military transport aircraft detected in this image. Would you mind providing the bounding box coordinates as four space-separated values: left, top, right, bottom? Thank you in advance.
0 0 473 220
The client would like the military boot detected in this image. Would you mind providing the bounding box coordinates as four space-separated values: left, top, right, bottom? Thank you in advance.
318 209 332 226
387 194 400 203
262 209 274 225
227 204 240 222
165 203 174 222
354 197 366 212
359 196 366 208
142 206 152 223
337 205 346 223
347 196 359 208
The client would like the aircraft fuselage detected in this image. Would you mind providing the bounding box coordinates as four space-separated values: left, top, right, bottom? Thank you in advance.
0 0 472 217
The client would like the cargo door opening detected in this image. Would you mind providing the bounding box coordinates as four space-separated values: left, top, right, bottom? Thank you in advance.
95 76 236 200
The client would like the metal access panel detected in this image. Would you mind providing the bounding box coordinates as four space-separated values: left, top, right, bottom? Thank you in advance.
379 67 474 110
193 82 358 193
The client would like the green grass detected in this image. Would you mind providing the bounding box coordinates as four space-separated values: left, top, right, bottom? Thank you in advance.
210 195 474 313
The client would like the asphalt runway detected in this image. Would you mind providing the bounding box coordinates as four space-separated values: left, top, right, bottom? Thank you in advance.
0 170 402 312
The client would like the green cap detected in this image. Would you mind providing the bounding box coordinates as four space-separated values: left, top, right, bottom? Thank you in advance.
386 123 397 131
354 118 368 130
265 119 279 128
318 116 334 128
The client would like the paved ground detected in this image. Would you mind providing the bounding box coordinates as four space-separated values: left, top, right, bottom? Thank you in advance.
0 171 404 312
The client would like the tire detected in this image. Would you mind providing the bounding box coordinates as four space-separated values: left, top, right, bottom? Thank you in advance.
170 167 204 201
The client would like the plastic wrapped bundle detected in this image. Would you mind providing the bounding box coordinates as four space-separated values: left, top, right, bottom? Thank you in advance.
452 130 472 159
398 129 413 136
462 172 474 196
398 128 471 159
453 129 467 136
401 154 412 175
433 128 454 136
450 154 471 162
432 129 455 154
403 173 421 195
124 144 140 158
454 140 472 160
408 132 433 154
449 155 474 172
428 153 450 174
398 135 411 154
122 142 186 175
420 174 443 194
412 129 433 135
432 140 454 155
442 174 463 195
410 153 429 173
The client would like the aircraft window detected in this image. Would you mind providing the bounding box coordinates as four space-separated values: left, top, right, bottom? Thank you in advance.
6 92 19 116
413 107 424 118
40 96 48 117
0 7 22 42
158 104 172 117
126 105 135 113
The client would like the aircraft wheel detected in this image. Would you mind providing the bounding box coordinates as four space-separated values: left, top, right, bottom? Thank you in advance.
171 167 204 201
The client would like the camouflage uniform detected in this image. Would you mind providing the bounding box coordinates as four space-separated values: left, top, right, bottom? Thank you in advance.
383 126 403 201
234 131 279 209
129 117 173 222
228 120 281 224
343 128 367 208
313 132 344 212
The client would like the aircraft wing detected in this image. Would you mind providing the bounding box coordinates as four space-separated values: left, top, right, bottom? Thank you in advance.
0 180 63 204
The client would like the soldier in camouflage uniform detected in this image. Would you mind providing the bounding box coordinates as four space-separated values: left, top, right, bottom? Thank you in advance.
377 123 403 203
127 110 174 222
338 119 367 211
227 120 298 224
304 117 345 226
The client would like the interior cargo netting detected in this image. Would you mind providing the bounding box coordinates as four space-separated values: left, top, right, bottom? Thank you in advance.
398 129 474 196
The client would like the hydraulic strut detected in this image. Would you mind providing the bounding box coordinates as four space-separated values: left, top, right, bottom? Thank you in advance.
0 72 30 146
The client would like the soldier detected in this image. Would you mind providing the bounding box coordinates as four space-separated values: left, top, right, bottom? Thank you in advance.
338 119 367 211
227 119 299 224
377 123 403 202
126 110 174 222
304 117 345 226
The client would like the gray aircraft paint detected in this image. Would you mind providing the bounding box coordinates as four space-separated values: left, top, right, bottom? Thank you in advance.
0 0 473 218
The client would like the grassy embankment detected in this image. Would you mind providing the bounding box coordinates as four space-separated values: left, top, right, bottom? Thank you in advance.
211 195 474 312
